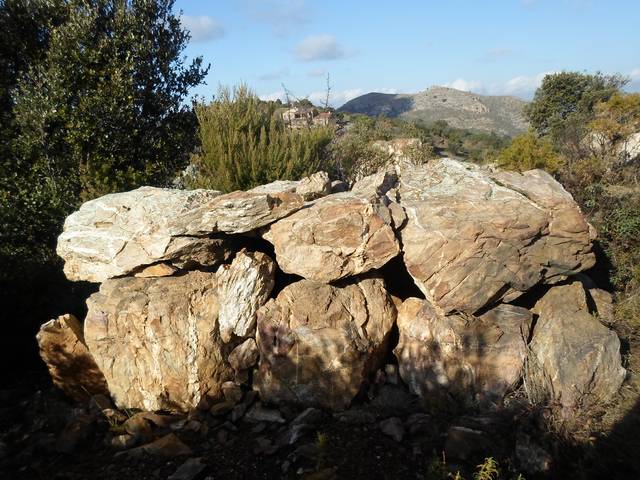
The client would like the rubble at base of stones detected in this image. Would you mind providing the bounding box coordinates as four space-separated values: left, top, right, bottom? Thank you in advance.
40 161 625 418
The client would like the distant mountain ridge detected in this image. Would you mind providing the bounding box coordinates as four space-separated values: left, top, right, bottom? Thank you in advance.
338 86 529 136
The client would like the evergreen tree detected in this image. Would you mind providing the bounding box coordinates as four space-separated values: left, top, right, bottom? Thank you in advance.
0 0 208 282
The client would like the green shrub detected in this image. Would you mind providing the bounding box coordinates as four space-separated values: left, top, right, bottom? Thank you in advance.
598 196 640 289
189 85 334 192
0 0 207 285
496 130 562 173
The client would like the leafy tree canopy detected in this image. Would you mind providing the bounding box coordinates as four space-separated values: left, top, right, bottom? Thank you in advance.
0 0 208 282
524 71 627 140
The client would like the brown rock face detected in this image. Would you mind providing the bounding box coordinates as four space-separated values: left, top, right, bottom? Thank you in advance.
254 277 396 410
394 298 532 406
229 338 259 372
36 314 109 401
264 195 400 283
528 282 625 409
84 272 234 412
399 159 595 314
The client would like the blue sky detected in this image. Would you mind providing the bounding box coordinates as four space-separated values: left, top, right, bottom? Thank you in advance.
175 0 640 107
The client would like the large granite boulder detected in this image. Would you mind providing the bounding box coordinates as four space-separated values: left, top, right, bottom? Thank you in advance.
57 186 303 282
263 194 400 283
395 298 532 406
398 159 595 314
217 250 276 343
84 271 234 412
36 314 109 401
254 276 396 410
528 282 625 410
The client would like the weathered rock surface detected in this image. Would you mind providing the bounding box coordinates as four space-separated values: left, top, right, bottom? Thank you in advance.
395 298 532 405
254 277 396 410
57 186 303 282
398 159 595 313
84 271 234 412
296 171 332 200
249 171 331 201
36 314 109 401
217 250 276 342
133 263 178 278
528 282 625 409
264 194 400 282
351 167 398 198
229 338 260 372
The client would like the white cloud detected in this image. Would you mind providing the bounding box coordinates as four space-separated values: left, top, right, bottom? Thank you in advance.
307 88 364 106
259 90 287 102
295 34 346 62
445 78 485 93
442 71 556 98
181 15 225 42
245 0 310 35
500 71 554 96
630 68 640 80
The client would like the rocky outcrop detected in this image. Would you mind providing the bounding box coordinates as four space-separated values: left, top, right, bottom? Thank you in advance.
84 272 234 412
264 194 400 282
45 159 626 420
217 250 276 343
57 186 303 282
395 298 532 405
254 277 396 410
36 314 109 401
399 159 595 314
528 282 625 409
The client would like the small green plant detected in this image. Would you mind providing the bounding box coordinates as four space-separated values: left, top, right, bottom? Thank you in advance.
473 457 499 480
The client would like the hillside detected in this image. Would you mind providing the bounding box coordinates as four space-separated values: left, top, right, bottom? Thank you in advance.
338 86 529 136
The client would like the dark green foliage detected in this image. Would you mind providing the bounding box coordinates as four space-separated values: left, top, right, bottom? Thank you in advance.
524 71 628 146
0 0 67 158
13 0 207 198
190 85 334 192
582 188 640 290
0 0 207 283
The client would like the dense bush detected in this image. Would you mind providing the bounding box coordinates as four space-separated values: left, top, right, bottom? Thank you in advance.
525 71 627 141
0 0 207 284
189 85 334 192
496 130 561 173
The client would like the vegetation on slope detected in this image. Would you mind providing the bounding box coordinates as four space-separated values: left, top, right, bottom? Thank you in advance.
189 85 333 192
